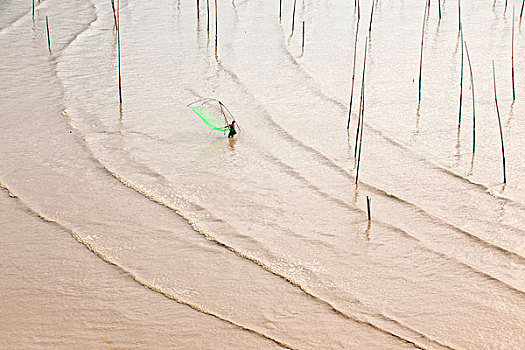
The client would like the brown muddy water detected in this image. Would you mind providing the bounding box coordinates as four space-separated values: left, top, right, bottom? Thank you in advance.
1 0 524 349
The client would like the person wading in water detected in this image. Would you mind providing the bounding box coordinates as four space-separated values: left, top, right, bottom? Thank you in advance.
227 120 237 138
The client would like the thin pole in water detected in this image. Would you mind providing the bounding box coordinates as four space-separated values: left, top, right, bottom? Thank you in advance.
366 196 371 221
355 37 369 185
368 0 374 34
302 21 305 51
458 29 464 131
291 0 297 33
511 5 516 103
354 39 368 159
354 89 363 158
464 41 475 155
111 0 117 28
438 0 441 20
207 0 210 32
215 0 218 54
32 0 34 18
347 17 360 129
279 0 282 22
418 1 428 104
45 16 51 52
504 0 508 15
117 0 122 104
492 61 507 184
356 86 366 179
197 0 200 19
521 0 524 20
458 0 461 33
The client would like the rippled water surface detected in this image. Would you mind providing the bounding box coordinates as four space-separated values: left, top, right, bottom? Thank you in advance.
1 0 524 348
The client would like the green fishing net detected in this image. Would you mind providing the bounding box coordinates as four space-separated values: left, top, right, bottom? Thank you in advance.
191 106 229 132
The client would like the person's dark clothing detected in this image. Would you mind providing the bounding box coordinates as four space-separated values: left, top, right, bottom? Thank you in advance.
228 122 237 138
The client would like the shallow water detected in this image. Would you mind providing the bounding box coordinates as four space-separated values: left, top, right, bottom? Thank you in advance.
1 0 524 348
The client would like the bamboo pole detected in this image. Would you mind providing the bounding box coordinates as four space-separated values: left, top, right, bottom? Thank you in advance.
355 37 369 185
32 0 34 18
302 21 305 51
197 0 200 19
280 0 282 22
347 17 360 129
357 83 366 164
368 0 374 34
355 95 366 184
511 5 516 103
438 0 441 20
521 0 524 19
418 1 428 104
291 0 297 33
45 16 51 52
215 0 218 53
492 61 507 184
207 0 210 32
464 41 476 155
458 29 464 130
111 0 117 28
354 40 368 159
354 86 364 158
117 0 122 104
458 0 461 32
504 0 508 15
366 196 371 221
